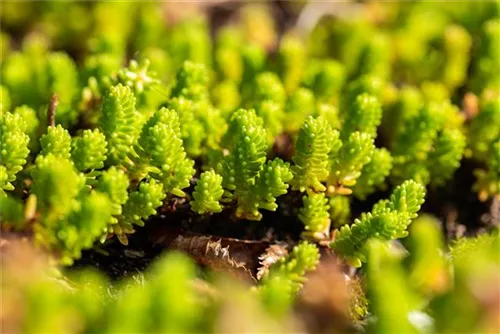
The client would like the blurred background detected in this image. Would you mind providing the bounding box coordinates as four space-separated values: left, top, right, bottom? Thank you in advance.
0 0 499 96
2 1 499 103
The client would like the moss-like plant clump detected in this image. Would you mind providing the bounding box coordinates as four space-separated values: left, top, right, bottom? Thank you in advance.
1 2 499 333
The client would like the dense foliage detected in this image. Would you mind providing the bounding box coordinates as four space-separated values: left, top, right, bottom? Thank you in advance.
1 2 499 333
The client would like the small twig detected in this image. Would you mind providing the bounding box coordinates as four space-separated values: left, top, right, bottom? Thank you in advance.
47 94 59 127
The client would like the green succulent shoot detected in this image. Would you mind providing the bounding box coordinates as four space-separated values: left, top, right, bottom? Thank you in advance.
470 18 500 93
260 241 320 296
31 154 85 219
60 191 113 264
391 101 465 186
0 85 11 112
302 59 345 103
255 100 284 145
278 34 306 94
354 32 391 79
220 109 268 192
39 124 72 159
0 111 30 192
331 180 426 267
134 107 195 197
170 60 210 102
236 158 293 220
13 105 39 151
168 62 226 158
329 194 351 228
428 128 466 187
71 129 108 172
30 154 105 264
117 179 166 245
95 166 130 241
220 108 293 220
353 147 393 200
443 25 472 90
166 97 206 157
284 87 316 133
298 192 331 241
328 131 375 193
99 84 141 166
290 115 335 193
240 43 266 96
0 192 25 229
341 93 383 139
366 239 419 334
249 72 286 108
344 75 385 110
214 27 243 83
190 170 224 214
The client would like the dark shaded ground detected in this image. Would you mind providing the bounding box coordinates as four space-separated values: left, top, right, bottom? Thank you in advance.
73 189 305 280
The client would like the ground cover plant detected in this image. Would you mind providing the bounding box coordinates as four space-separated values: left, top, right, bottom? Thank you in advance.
1 1 499 333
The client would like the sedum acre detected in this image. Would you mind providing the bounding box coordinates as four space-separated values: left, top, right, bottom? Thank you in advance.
134 107 194 196
331 180 426 267
353 148 393 200
236 158 293 220
1 4 499 333
290 116 334 193
71 129 108 172
190 170 224 214
299 192 331 241
341 93 383 139
0 111 30 192
118 179 165 244
39 125 72 159
327 131 374 192
99 84 141 166
260 241 320 296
